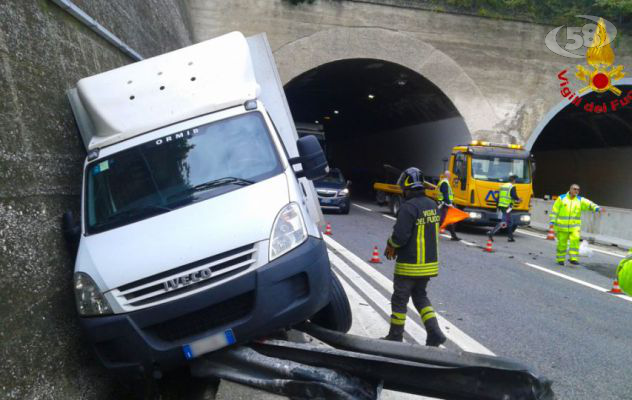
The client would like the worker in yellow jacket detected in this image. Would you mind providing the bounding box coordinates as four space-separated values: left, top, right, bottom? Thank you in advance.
549 184 603 265
617 249 632 295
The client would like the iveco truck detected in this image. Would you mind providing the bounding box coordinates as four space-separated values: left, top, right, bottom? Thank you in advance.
63 32 350 377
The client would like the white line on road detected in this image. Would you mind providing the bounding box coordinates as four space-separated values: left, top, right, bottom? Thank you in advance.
517 229 625 259
328 251 427 345
352 204 373 212
325 235 495 355
524 262 632 303
383 214 396 221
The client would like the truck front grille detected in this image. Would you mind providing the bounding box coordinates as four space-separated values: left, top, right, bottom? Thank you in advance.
146 291 254 342
111 244 257 311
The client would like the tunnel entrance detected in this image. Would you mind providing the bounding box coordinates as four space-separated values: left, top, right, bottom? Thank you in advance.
284 59 471 196
529 84 632 209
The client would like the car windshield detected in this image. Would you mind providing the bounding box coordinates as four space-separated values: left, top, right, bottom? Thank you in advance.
85 112 282 234
471 156 530 183
315 170 344 185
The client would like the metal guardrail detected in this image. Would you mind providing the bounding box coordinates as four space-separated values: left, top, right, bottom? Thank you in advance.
192 322 555 400
50 0 143 61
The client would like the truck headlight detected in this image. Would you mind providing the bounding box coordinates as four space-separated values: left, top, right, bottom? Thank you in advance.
338 188 349 196
520 215 531 223
468 212 482 220
269 203 307 261
74 272 113 316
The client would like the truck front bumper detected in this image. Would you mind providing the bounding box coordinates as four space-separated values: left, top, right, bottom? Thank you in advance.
80 236 331 376
463 208 531 227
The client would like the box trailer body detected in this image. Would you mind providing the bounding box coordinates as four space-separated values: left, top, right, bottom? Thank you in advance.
67 32 340 376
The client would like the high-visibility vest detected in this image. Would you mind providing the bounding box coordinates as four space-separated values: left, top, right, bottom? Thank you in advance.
498 183 514 208
549 193 599 232
617 249 632 295
437 179 453 203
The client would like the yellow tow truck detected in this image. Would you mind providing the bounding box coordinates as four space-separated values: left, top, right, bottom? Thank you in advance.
373 141 535 227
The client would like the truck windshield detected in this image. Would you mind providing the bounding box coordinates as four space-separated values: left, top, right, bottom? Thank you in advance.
85 112 282 234
471 156 530 183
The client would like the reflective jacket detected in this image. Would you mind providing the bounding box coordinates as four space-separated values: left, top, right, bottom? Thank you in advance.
498 183 515 208
550 193 599 232
437 179 453 205
616 250 632 295
388 193 439 277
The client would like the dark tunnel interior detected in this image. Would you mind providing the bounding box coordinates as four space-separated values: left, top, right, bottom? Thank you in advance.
284 59 471 197
531 85 632 208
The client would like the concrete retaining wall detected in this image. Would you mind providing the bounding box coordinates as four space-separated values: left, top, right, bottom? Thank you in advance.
530 199 632 249
0 1 192 399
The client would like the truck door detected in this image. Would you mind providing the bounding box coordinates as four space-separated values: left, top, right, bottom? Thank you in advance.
451 152 469 205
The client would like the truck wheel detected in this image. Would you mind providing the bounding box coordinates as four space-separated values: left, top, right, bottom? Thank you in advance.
310 274 352 333
390 196 401 216
375 190 387 206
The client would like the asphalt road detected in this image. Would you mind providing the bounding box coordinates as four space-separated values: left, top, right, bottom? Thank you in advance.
323 196 632 400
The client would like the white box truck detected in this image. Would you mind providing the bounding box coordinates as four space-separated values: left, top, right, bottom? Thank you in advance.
64 32 350 377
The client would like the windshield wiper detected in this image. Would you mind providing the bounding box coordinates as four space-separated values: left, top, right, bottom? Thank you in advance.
180 177 254 195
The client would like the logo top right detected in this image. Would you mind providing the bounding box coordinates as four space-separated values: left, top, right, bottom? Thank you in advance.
547 16 629 113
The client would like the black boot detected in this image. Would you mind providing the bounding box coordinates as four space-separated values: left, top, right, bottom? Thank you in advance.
426 327 447 347
381 324 404 342
424 317 447 347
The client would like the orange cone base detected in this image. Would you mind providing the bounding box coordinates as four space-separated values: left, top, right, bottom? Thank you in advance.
324 224 332 235
610 280 623 294
369 247 382 263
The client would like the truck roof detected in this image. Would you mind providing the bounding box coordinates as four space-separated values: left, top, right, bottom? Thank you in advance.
69 32 259 150
453 145 531 159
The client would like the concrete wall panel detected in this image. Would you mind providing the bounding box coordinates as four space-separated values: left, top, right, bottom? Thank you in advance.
0 1 192 398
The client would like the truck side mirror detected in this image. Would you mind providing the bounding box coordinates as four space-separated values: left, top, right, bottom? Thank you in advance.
290 135 328 180
62 210 80 256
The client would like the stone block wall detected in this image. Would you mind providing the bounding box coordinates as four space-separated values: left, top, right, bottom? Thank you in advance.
0 1 192 398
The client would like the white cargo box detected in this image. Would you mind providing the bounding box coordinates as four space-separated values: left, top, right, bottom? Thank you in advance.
69 32 259 150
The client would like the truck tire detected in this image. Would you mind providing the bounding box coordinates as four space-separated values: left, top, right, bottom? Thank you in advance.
389 196 401 216
310 274 352 333
375 190 387 206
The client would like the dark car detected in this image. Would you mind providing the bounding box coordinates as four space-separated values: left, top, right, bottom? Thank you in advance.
314 168 351 214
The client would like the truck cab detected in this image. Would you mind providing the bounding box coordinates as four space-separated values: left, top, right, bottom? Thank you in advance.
438 141 534 226
65 32 349 377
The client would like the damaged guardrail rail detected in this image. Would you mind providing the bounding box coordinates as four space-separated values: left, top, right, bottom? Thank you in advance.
191 322 554 400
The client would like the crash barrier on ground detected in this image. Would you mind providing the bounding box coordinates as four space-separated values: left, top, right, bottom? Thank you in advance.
190 322 555 400
530 199 632 248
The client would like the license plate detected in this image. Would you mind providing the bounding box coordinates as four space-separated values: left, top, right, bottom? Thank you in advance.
182 329 236 360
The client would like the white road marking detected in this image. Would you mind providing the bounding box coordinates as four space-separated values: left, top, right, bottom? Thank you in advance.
524 263 632 303
325 235 495 356
459 240 477 247
383 214 397 221
352 204 373 212
328 251 426 345
517 229 626 259
515 229 547 240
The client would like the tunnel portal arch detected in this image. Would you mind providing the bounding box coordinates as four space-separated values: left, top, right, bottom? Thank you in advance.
526 78 632 209
273 27 498 135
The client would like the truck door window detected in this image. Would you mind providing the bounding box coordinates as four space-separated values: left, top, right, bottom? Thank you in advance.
454 153 467 190
85 112 284 234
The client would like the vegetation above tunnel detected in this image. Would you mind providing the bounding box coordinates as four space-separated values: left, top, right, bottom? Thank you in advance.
285 0 632 29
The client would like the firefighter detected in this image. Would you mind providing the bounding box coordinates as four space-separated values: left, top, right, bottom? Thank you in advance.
616 249 632 295
438 170 460 241
549 184 603 265
382 167 447 346
487 175 521 242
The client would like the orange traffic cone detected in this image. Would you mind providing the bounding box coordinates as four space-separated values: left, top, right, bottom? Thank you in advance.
546 226 555 240
369 246 382 263
440 227 446 234
324 223 332 235
484 238 493 253
610 280 623 294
